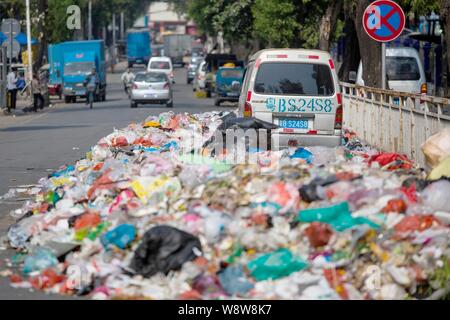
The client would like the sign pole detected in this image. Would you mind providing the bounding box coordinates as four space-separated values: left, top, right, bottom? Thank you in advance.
9 21 13 72
382 42 386 90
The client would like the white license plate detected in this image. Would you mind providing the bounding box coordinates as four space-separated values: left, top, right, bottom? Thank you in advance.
279 119 309 129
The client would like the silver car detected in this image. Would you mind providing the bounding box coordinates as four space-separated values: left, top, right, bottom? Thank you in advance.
130 72 173 108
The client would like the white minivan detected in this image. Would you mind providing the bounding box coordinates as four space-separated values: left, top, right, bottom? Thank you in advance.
355 47 427 94
147 57 175 83
238 49 343 149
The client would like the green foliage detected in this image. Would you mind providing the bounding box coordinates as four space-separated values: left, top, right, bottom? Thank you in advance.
399 0 440 15
252 0 299 47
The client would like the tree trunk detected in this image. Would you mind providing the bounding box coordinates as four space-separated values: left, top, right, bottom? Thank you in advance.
441 0 450 97
37 0 48 70
318 0 343 51
338 16 361 81
355 0 382 88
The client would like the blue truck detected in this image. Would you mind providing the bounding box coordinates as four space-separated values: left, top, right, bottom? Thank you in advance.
127 30 151 68
48 40 107 103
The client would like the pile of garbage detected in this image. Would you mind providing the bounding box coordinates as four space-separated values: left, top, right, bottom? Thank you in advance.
1 111 450 300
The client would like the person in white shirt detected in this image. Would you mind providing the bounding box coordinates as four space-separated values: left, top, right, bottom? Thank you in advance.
7 69 18 112
121 68 135 95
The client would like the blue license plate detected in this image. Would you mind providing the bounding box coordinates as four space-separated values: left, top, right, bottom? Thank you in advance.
279 119 309 129
227 92 239 97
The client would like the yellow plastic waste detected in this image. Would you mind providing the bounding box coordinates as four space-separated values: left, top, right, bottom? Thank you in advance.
428 156 450 180
143 121 161 128
131 176 181 205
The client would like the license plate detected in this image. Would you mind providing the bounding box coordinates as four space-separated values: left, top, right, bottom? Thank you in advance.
279 119 309 129
137 60 142 63
227 92 239 97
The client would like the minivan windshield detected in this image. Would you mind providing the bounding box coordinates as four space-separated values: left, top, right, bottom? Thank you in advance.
150 61 171 70
134 73 167 83
386 57 420 81
254 62 334 96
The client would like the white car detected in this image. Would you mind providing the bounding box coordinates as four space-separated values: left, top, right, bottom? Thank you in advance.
355 47 427 94
130 71 173 108
147 57 175 84
238 49 343 149
193 60 207 92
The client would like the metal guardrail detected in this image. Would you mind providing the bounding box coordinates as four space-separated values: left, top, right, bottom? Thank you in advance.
340 82 450 168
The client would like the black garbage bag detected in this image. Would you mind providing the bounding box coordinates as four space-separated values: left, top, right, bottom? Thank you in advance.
129 226 202 278
217 116 278 132
203 113 278 152
299 176 340 203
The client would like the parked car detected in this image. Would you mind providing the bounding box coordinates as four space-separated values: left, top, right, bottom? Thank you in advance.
238 49 342 149
130 71 173 108
214 66 244 106
147 56 174 84
187 56 204 84
353 47 427 94
193 60 207 92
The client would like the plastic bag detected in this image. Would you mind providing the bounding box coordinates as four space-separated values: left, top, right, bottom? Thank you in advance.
297 202 380 232
101 224 136 250
422 180 450 212
23 248 58 274
421 128 450 168
247 248 308 281
218 265 254 296
129 226 202 278
428 156 450 180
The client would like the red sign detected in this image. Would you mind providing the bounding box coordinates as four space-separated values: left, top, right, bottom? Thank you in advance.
363 0 405 42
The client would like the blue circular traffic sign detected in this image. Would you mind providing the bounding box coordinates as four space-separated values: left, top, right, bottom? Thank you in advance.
363 0 405 42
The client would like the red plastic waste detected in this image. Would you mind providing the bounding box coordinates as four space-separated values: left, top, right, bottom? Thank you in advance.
369 153 413 170
304 222 333 248
29 268 65 290
394 215 439 234
111 136 129 148
382 199 407 213
401 184 418 203
74 212 101 231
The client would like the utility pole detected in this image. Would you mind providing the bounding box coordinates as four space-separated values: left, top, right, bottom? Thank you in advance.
25 0 33 81
88 1 92 40
120 12 124 40
112 14 116 48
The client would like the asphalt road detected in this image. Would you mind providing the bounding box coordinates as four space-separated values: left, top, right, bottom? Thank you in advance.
0 64 235 299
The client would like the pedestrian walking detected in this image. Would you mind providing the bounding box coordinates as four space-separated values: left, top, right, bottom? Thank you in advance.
32 75 44 112
6 69 18 112
84 68 99 109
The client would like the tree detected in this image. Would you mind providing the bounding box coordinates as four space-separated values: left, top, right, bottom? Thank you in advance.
318 0 344 51
252 0 300 47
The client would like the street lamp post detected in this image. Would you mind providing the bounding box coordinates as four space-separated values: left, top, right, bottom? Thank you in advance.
25 0 33 82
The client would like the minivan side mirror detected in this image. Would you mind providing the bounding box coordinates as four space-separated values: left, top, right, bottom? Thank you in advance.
349 71 357 83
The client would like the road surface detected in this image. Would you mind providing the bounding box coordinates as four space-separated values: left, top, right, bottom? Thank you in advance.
0 64 235 299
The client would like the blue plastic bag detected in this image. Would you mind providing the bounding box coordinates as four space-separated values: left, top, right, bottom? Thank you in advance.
101 224 136 250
